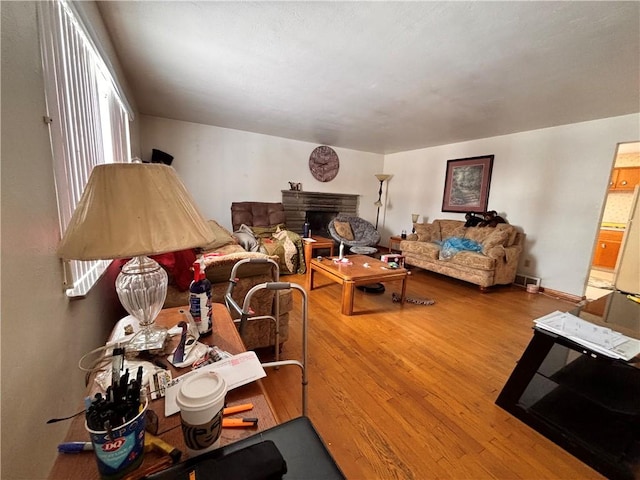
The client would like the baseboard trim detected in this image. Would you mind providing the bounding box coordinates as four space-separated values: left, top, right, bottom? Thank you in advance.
539 287 583 304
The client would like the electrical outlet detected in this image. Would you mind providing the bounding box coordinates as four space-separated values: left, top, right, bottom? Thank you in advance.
524 259 531 268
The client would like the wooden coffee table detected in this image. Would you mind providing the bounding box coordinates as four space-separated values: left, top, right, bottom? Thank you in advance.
306 255 408 315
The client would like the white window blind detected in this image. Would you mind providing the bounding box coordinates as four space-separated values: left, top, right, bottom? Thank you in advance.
38 0 132 297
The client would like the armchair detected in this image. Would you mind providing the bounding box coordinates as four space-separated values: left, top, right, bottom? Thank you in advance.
328 214 381 248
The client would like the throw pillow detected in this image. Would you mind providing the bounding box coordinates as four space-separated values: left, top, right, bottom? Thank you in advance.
495 223 517 246
481 229 510 255
234 224 259 252
251 224 286 239
333 220 354 240
201 220 237 251
414 223 439 242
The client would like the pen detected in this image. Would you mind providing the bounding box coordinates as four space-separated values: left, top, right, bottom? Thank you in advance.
58 442 93 453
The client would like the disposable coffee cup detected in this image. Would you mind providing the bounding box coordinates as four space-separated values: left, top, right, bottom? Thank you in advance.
86 398 148 480
176 371 228 457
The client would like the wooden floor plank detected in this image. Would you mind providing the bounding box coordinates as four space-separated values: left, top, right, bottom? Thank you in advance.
257 269 604 479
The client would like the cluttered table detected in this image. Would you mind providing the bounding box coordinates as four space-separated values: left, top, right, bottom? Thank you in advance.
48 304 278 480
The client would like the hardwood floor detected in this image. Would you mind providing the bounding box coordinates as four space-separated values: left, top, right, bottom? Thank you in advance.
258 268 604 479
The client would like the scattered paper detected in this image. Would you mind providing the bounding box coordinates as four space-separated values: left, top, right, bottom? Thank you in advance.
164 351 266 416
534 310 640 361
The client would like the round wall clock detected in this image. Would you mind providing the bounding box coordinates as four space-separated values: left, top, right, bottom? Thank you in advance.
309 146 339 182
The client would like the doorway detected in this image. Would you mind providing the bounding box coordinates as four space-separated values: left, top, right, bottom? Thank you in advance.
585 141 640 300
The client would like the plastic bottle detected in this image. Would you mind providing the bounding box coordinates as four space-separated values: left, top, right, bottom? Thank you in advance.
339 241 344 260
303 221 310 238
189 258 212 336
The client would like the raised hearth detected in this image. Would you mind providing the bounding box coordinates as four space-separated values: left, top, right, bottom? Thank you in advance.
282 190 358 237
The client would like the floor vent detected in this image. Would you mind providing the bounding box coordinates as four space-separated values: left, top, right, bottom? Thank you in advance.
514 273 541 288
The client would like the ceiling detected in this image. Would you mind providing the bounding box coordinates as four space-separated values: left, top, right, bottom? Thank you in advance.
97 1 640 155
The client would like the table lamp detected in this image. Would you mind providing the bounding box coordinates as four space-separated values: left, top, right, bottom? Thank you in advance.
57 162 215 352
411 214 420 233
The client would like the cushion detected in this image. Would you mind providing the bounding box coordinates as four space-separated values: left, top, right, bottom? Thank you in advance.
251 224 286 239
461 226 495 244
414 223 440 242
481 229 510 254
495 223 518 246
333 220 354 240
233 224 259 252
201 220 237 251
437 220 465 240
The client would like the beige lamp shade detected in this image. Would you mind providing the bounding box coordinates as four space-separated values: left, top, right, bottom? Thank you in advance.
57 162 215 260
375 173 392 182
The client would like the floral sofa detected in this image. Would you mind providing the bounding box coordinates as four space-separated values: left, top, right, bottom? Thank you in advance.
162 219 292 351
400 219 524 290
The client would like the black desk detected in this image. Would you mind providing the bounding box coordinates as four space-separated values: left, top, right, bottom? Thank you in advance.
147 416 345 480
496 292 640 480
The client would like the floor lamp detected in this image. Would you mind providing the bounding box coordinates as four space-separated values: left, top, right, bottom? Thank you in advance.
374 174 392 230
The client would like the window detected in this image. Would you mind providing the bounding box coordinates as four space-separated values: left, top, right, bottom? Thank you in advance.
38 0 132 297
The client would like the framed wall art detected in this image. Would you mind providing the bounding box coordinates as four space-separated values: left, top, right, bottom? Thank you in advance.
442 155 494 213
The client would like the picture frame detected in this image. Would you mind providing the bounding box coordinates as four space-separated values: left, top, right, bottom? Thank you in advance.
442 155 494 213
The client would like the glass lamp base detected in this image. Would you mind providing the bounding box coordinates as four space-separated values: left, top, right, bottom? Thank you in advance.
116 255 169 353
127 325 168 353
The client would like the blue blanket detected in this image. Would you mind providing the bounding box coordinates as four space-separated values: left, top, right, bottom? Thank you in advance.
438 237 482 260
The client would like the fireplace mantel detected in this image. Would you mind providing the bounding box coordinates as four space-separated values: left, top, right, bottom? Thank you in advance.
282 190 358 236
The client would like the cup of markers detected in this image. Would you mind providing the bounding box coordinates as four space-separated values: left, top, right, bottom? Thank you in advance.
85 368 147 480
86 399 147 479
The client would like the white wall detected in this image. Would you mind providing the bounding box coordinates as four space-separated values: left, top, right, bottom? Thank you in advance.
384 114 640 296
1 4 637 479
140 115 385 230
141 113 640 298
1 3 138 479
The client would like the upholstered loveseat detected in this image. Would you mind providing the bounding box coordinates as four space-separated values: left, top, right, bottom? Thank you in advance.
163 219 292 351
400 219 524 290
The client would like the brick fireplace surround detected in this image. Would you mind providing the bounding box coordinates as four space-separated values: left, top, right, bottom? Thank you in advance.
282 190 359 238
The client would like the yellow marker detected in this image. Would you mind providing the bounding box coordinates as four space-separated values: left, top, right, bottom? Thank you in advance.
627 294 640 304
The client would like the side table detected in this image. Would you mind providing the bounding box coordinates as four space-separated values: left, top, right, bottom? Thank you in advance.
388 235 404 253
303 235 334 272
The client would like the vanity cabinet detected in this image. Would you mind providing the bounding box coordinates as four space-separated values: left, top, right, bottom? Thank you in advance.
609 167 640 191
592 229 623 269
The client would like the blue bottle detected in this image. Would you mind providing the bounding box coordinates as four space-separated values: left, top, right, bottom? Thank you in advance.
189 259 212 336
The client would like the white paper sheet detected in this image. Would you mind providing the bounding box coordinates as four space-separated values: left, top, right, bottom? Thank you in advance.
164 351 266 416
534 310 640 361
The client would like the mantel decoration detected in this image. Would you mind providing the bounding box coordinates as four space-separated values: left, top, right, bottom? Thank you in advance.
442 155 494 213
309 145 339 182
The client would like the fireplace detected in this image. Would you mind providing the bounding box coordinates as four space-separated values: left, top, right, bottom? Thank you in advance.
306 210 338 238
282 191 359 238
